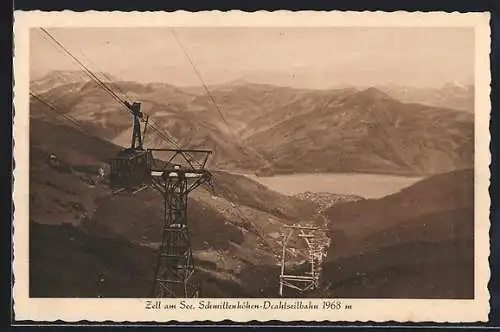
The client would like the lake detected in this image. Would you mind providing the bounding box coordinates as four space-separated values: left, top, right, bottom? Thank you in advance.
244 173 424 199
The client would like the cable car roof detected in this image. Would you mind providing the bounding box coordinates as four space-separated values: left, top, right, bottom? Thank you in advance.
114 148 148 160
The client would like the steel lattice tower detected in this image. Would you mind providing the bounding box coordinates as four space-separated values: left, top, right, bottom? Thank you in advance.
149 149 212 298
279 224 328 297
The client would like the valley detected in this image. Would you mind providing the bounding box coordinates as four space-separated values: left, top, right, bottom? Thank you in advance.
28 71 475 299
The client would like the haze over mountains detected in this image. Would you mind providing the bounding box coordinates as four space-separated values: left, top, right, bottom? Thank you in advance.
31 70 474 176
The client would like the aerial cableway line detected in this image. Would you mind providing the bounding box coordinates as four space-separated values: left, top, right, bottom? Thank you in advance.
38 28 204 187
30 90 213 297
170 30 282 257
34 28 283 297
36 28 214 298
38 28 185 151
40 28 156 190
170 29 272 166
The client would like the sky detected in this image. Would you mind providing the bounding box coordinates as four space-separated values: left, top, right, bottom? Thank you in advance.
30 27 475 89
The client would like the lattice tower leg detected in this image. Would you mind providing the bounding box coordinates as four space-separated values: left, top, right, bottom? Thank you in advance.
152 178 199 298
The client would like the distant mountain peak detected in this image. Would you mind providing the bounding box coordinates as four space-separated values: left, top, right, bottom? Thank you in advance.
30 70 121 94
441 81 475 95
443 81 469 90
359 86 391 97
33 70 119 84
31 70 81 83
227 78 252 86
350 87 396 103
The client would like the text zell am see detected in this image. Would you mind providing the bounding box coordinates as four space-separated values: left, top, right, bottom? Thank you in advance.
145 300 353 311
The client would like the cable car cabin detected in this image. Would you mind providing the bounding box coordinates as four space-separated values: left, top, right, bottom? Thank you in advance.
109 148 153 190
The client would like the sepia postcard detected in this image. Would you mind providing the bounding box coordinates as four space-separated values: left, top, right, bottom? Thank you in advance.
12 10 491 323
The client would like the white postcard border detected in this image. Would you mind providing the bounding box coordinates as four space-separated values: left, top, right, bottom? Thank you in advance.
12 10 492 322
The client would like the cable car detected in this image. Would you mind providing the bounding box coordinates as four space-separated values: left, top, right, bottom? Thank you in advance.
109 101 152 192
109 148 152 189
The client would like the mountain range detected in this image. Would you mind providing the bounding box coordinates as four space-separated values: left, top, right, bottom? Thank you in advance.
30 70 474 176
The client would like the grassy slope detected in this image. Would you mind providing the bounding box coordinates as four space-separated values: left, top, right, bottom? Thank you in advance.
29 222 251 298
28 116 316 297
210 170 316 223
320 169 474 298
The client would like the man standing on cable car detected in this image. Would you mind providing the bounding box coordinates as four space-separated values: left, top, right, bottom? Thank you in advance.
125 101 144 150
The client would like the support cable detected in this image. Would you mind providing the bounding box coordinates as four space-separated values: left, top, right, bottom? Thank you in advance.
206 174 280 257
171 30 247 156
171 29 272 168
30 92 85 131
39 28 132 112
38 28 204 167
